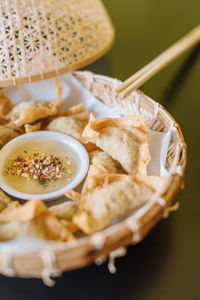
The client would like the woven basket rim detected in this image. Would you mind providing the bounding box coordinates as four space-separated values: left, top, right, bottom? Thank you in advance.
0 71 187 281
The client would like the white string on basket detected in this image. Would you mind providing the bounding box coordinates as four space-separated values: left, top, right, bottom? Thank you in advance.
40 71 44 81
174 165 183 176
134 92 140 110
0 251 15 277
108 247 127 274
90 232 106 250
156 197 166 207
80 71 93 91
12 76 16 86
153 102 159 119
28 75 32 83
168 141 183 176
125 218 142 244
39 249 61 287
95 255 107 266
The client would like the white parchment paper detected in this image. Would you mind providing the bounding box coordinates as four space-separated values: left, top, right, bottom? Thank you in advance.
0 73 171 252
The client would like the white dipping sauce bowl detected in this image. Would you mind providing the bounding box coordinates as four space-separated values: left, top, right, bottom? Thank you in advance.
0 131 89 201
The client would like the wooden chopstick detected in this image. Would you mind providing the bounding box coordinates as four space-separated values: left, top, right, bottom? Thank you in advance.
115 24 200 98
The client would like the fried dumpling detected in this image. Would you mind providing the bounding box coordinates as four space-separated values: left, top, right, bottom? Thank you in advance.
0 91 13 116
58 103 84 117
89 150 125 174
82 114 150 175
0 201 20 214
65 150 125 201
24 121 42 133
49 201 80 234
65 190 82 202
49 200 79 220
40 103 85 127
59 219 79 234
0 189 12 213
0 199 73 242
46 111 89 144
73 174 164 234
8 99 59 126
7 78 62 127
0 125 20 149
81 150 125 197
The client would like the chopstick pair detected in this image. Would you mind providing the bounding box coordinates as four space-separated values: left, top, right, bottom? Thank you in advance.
115 24 200 98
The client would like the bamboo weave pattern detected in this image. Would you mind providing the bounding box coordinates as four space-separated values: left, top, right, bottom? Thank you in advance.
0 0 114 82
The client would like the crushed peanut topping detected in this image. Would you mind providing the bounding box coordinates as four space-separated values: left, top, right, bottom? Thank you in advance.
3 152 69 186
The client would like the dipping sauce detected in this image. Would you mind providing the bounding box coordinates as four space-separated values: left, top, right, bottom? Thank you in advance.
2 140 77 194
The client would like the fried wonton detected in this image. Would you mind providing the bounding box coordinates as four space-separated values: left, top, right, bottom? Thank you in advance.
6 78 62 127
0 199 73 242
0 118 6 126
0 91 13 116
24 121 42 133
82 114 150 175
0 189 12 213
58 103 84 117
65 150 125 202
1 201 20 212
43 103 85 126
65 190 82 202
82 150 125 197
0 125 20 149
73 174 165 234
49 200 79 220
49 200 80 233
89 150 125 174
46 111 89 144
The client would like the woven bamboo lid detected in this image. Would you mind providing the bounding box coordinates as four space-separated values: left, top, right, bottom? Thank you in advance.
0 0 114 88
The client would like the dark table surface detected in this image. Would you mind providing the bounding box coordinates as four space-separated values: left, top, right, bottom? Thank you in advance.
1 1 200 299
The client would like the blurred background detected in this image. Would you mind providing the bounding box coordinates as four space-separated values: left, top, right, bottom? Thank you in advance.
1 0 200 299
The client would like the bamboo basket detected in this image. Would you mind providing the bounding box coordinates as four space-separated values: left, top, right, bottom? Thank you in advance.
0 70 187 285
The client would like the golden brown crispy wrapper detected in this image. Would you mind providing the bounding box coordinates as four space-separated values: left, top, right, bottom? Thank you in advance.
65 150 125 201
43 103 85 126
73 174 165 234
65 150 124 201
49 200 81 234
60 219 80 234
65 190 82 202
0 91 13 116
49 201 80 233
84 142 99 153
89 150 125 174
4 122 24 134
46 111 89 144
45 104 97 150
0 199 73 242
82 150 125 196
0 125 20 149
58 103 84 117
49 201 79 220
7 78 62 127
0 118 7 125
1 201 20 213
82 114 150 175
0 190 12 213
24 121 42 133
